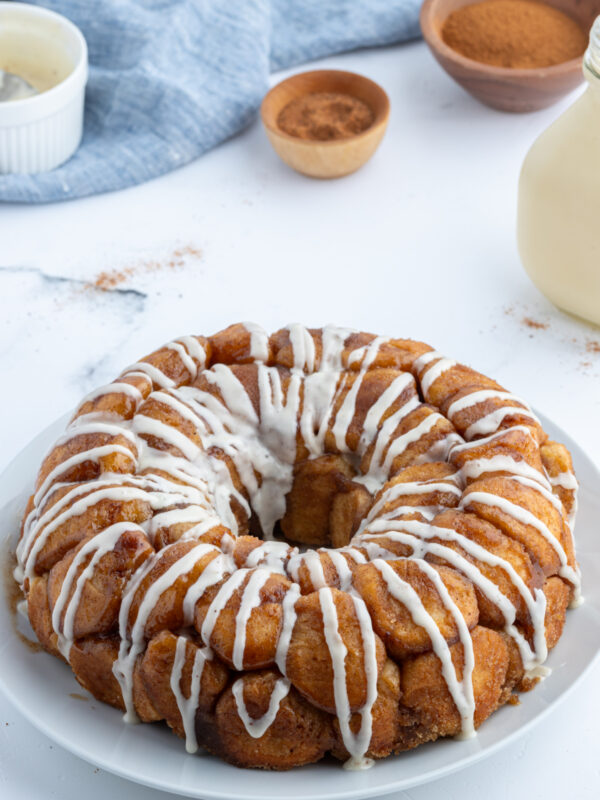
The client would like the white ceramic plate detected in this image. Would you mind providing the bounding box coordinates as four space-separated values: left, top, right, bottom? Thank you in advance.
1 412 599 800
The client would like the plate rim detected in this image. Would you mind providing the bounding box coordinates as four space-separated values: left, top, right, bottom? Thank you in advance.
1 410 599 800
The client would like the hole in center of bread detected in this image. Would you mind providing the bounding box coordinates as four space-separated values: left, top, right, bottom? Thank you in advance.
250 454 373 550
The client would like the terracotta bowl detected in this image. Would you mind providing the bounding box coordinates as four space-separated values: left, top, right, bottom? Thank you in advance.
420 0 600 112
260 69 390 178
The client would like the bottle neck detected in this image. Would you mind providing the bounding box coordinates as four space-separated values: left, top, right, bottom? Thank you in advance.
584 16 600 83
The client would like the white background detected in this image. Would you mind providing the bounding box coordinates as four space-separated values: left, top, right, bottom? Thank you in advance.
1 38 599 799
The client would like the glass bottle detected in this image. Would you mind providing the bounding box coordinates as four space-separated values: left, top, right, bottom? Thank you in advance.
517 17 600 326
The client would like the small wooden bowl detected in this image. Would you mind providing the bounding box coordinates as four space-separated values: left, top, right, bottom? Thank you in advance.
420 0 600 112
260 70 390 178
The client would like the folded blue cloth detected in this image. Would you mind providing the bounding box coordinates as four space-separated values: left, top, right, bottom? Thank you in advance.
0 1 420 203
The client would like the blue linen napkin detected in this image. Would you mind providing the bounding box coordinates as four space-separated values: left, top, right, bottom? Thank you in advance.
0 1 420 203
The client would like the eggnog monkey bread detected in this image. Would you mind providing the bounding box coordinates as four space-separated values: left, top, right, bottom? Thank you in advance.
15 324 580 769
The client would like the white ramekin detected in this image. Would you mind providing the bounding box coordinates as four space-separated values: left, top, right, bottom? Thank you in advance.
0 2 88 174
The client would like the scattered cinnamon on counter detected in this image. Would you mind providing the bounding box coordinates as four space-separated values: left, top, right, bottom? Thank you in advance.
92 244 202 291
442 0 587 69
523 316 548 330
277 92 374 141
94 266 136 291
503 305 600 373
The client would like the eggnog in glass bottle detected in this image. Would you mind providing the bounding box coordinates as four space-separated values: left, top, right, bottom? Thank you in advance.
518 16 600 326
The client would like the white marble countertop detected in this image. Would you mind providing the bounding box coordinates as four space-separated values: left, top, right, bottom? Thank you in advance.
1 38 599 800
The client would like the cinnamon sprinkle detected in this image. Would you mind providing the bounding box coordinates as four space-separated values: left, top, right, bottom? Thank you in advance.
522 317 548 330
586 339 600 354
92 244 203 291
503 305 600 374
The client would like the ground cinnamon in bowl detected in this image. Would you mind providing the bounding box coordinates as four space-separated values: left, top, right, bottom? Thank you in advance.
441 0 588 69
277 92 374 141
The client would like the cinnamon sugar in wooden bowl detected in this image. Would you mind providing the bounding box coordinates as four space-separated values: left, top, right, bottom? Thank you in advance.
420 0 600 112
260 70 390 178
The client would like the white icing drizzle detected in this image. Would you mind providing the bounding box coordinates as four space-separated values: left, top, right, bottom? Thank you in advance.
355 519 548 674
146 506 221 545
77 381 144 407
339 546 368 565
327 550 355 591
371 505 437 522
417 353 457 398
176 336 207 367
356 394 422 492
275 582 300 675
548 469 579 532
458 454 551 488
52 522 140 660
449 425 536 456
183 364 298 538
20 468 204 578
459 490 578 585
232 675 291 738
165 341 200 380
379 413 444 475
465 407 539 440
200 568 249 648
549 471 578 490
331 337 388 452
413 350 438 370
133 413 200 460
19 483 153 581
120 370 154 383
367 480 461 523
124 361 176 389
508 474 565 514
371 558 475 737
232 568 273 669
447 390 533 420
288 550 328 589
243 322 270 362
149 389 208 430
415 559 476 739
286 323 316 373
299 326 354 457
182 552 231 622
33 444 136 507
114 542 219 721
359 373 415 454
244 540 295 572
318 587 378 769
55 419 138 448
286 548 363 593
169 636 212 752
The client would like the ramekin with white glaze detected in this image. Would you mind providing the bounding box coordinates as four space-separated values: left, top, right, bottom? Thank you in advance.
0 2 88 174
